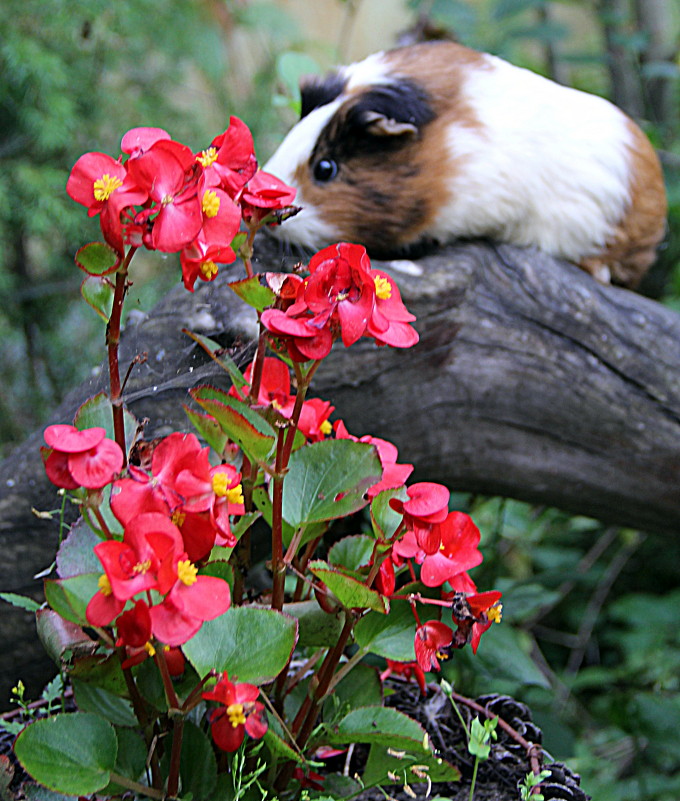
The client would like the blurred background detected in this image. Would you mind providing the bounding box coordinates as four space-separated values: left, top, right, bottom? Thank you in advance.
1 1 679 798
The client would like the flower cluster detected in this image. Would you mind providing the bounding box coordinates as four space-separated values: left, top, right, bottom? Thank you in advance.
66 118 295 290
261 242 419 361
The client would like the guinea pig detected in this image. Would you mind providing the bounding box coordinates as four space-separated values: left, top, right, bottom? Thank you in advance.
263 40 667 287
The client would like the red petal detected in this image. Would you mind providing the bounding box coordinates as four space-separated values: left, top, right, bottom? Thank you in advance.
68 438 124 489
44 424 106 453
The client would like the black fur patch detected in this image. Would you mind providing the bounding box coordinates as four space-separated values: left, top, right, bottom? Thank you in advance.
346 80 435 132
300 73 347 119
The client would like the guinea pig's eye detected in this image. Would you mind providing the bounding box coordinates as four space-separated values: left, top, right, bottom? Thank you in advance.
313 158 338 182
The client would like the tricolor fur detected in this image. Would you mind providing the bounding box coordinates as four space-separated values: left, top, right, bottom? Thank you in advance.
263 41 667 287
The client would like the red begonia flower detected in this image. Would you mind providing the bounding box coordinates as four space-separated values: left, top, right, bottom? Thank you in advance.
121 127 171 156
240 170 296 217
419 512 483 588
390 482 450 553
380 659 427 695
115 599 152 649
414 620 454 672
149 558 231 646
43 425 123 490
66 152 147 254
230 357 296 416
374 556 396 597
298 398 335 441
85 574 125 627
260 308 334 362
201 117 258 198
180 239 236 291
367 270 419 348
203 673 267 752
94 513 183 602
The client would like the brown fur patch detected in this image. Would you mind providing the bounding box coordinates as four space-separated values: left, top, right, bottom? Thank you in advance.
294 42 487 256
578 119 667 287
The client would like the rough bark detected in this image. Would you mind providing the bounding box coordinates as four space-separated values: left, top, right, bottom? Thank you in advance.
2 236 680 704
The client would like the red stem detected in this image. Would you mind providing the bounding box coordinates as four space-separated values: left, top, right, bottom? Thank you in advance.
106 247 137 464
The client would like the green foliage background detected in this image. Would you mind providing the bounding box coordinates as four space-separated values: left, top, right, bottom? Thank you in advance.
1 1 679 799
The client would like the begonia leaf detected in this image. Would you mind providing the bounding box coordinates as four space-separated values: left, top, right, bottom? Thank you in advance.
80 276 114 321
75 242 120 276
329 535 375 571
189 387 276 464
363 742 461 786
0 592 41 613
327 706 426 749
263 727 305 764
282 440 381 527
182 330 249 390
36 610 95 666
72 680 136 727
323 663 382 722
229 274 277 311
252 486 325 549
68 653 128 696
44 574 101 626
14 712 117 795
282 600 345 647
309 560 386 613
183 405 229 455
184 606 298 683
56 521 103 578
104 728 146 795
354 597 437 662
371 486 408 540
73 393 138 455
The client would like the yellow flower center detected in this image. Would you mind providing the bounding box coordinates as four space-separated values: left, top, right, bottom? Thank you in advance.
98 574 113 596
201 261 219 279
320 420 332 436
227 702 246 728
212 472 229 496
202 189 220 217
177 559 198 586
487 603 503 624
144 641 156 657
226 483 244 505
374 275 392 300
161 194 174 206
197 147 218 167
93 174 123 202
133 559 152 575
171 509 186 527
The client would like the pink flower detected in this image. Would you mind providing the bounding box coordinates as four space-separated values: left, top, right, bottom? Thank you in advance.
418 512 483 588
367 270 419 348
43 424 123 490
66 153 147 254
150 554 231 646
201 117 258 198
240 170 296 220
390 482 450 553
203 673 268 752
414 620 453 672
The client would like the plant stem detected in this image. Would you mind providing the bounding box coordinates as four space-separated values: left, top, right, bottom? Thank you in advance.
107 772 165 799
469 755 480 801
166 715 185 799
106 247 137 462
271 427 287 611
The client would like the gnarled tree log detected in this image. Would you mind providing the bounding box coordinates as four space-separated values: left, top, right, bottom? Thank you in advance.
1 236 679 704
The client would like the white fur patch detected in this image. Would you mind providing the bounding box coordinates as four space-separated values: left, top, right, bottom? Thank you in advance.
433 55 632 261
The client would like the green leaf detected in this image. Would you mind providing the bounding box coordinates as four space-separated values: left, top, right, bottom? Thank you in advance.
73 393 137 455
72 679 137 727
363 742 461 786
75 242 120 276
252 486 325 549
80 275 114 321
282 440 381 527
184 606 298 683
324 663 382 723
229 274 276 311
55 521 102 578
181 330 249 390
14 712 117 795
472 625 550 688
0 592 41 613
36 609 95 666
329 535 375 571
263 727 304 763
327 706 427 750
105 727 146 794
189 387 276 464
44 573 100 625
309 560 386 613
354 601 419 661
68 653 128 695
184 406 229 455
282 600 344 647
371 487 407 540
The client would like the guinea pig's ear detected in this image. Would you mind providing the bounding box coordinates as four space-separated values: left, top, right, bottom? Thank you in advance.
299 72 346 119
356 110 418 138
